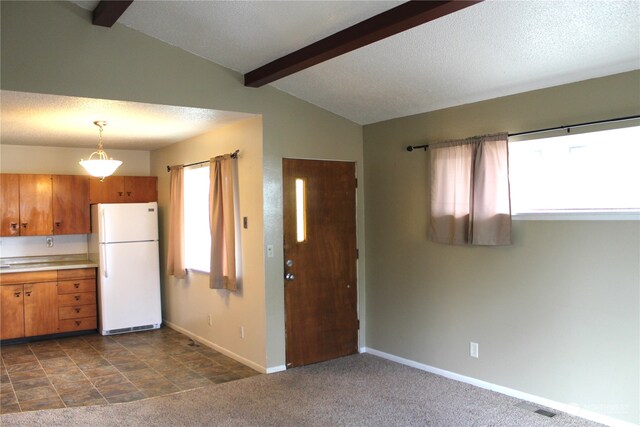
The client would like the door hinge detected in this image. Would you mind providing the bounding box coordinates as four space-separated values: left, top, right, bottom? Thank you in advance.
355 178 358 188
357 319 360 330
356 249 359 259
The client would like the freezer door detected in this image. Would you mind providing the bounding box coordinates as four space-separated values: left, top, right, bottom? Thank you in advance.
99 202 158 243
98 240 162 332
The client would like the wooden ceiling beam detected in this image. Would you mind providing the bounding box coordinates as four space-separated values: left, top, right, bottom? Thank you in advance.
244 0 482 88
92 0 134 28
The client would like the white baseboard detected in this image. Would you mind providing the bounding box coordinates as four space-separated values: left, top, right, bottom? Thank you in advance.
363 347 637 427
163 320 271 374
266 365 286 374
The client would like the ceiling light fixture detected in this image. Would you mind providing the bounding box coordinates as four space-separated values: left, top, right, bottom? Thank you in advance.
79 120 122 181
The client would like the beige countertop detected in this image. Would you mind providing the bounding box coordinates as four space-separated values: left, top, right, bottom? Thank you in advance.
0 255 98 274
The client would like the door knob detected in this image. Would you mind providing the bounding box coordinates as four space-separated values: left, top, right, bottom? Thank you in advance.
286 259 294 267
285 273 295 281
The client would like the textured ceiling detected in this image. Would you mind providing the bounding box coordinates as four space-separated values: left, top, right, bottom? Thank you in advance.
0 91 254 150
4 1 638 150
72 0 640 125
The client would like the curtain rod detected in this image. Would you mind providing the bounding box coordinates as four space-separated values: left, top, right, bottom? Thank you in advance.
406 114 640 152
166 149 239 172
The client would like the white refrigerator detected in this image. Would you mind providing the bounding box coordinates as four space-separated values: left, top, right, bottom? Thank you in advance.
89 202 162 335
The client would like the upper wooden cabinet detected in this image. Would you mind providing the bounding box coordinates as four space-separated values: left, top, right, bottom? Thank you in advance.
124 176 158 203
52 175 90 235
19 174 53 236
89 176 157 204
0 174 20 237
1 174 156 237
89 176 124 204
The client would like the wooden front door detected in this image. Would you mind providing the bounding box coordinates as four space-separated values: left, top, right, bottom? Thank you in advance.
283 158 358 368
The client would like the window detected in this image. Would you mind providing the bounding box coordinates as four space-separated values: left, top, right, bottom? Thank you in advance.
184 165 210 272
509 125 640 219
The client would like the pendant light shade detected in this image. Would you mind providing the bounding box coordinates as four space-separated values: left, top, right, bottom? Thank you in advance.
80 121 122 181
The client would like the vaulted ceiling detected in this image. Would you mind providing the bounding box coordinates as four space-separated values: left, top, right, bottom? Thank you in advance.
73 0 639 125
2 1 639 150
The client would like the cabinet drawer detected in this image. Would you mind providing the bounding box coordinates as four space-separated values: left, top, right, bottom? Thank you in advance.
58 317 97 332
59 304 96 320
57 279 95 294
58 292 96 307
0 271 57 285
57 268 96 280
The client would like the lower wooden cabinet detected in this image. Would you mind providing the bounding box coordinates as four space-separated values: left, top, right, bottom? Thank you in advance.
0 268 97 340
0 284 25 339
57 268 98 333
24 281 58 336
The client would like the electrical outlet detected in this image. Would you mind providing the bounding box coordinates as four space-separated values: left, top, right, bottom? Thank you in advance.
470 342 479 358
46 236 53 248
240 326 245 339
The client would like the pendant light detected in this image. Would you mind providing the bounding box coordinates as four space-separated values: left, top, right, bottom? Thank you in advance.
79 121 122 181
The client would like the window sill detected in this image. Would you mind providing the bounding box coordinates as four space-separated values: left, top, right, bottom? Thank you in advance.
512 210 640 221
186 268 210 275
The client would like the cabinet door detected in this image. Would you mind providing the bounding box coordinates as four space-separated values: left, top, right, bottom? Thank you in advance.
0 285 25 339
0 174 20 237
89 176 125 204
52 175 90 234
24 282 58 336
19 174 53 236
124 176 158 202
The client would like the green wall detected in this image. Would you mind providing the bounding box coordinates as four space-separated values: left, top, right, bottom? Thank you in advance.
363 71 640 424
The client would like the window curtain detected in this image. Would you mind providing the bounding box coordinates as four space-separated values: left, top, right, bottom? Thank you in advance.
428 133 511 246
167 165 186 278
209 154 238 291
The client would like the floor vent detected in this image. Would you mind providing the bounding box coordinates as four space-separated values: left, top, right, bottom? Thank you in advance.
534 409 557 418
103 324 159 335
515 401 557 418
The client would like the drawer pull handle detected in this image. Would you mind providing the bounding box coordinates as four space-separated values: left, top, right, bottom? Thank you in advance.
14 291 21 297
25 291 32 297
75 308 81 313
74 283 80 288
75 321 81 326
55 222 62 227
10 222 18 230
74 295 80 301
22 222 28 229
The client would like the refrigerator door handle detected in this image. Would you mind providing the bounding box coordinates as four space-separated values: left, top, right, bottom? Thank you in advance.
102 244 108 278
101 209 107 243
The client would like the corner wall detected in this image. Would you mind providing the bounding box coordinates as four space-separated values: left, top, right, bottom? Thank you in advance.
363 71 640 424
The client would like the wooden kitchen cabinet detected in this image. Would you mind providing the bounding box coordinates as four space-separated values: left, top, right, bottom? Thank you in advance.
89 176 157 204
0 284 25 339
19 174 53 236
52 175 90 235
57 268 97 333
124 176 158 202
0 174 20 237
0 270 57 340
89 176 124 204
0 269 97 340
24 282 58 336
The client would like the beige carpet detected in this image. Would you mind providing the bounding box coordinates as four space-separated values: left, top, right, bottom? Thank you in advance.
1 354 604 426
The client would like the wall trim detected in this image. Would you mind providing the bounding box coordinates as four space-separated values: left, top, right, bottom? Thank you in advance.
164 320 268 374
363 347 637 427
266 365 287 374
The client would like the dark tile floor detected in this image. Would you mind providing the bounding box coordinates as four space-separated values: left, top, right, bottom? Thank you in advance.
0 327 260 414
